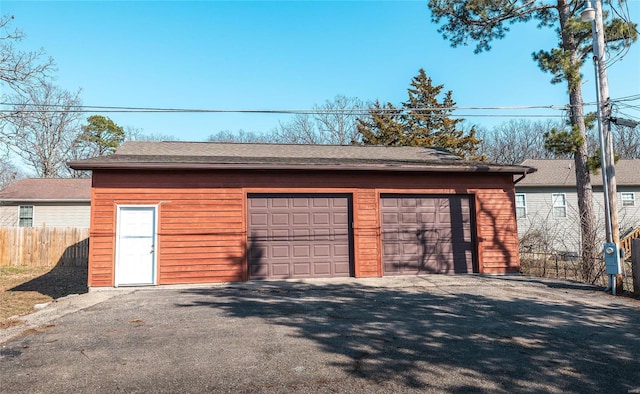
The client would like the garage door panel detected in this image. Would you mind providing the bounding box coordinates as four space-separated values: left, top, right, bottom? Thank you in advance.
402 243 419 255
312 198 330 207
312 212 330 225
401 230 419 241
401 213 418 224
382 213 399 225
333 212 348 225
418 199 437 209
313 262 331 275
293 245 311 258
250 213 268 226
313 228 330 240
438 229 452 239
292 263 310 275
438 212 452 224
314 244 330 257
251 229 268 239
381 198 399 208
420 212 436 222
271 245 289 258
272 213 289 226
272 199 289 208
334 262 351 275
272 263 291 276
381 195 476 275
249 245 267 259
250 264 268 277
334 244 349 257
292 228 310 241
248 195 352 279
382 230 398 241
293 198 311 208
292 213 310 225
401 199 417 208
272 229 289 240
383 243 400 256
250 198 268 208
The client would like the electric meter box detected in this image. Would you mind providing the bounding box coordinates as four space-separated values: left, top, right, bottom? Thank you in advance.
603 242 622 275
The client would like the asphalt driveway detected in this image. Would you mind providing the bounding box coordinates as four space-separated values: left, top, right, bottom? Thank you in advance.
1 275 639 393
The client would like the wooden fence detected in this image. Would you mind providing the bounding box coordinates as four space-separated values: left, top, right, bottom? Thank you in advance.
0 227 89 267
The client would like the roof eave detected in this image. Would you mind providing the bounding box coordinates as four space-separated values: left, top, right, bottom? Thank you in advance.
68 161 533 174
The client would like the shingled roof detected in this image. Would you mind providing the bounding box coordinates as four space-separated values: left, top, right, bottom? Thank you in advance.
0 178 91 201
69 141 534 174
518 159 640 187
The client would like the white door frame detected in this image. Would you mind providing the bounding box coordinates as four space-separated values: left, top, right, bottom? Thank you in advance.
115 205 158 287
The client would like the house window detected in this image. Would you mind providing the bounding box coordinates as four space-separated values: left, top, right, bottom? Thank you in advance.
621 192 635 207
19 205 34 227
552 193 566 218
515 193 527 219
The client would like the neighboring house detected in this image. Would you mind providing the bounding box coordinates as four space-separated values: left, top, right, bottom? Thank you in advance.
0 178 92 228
516 159 640 256
69 141 533 287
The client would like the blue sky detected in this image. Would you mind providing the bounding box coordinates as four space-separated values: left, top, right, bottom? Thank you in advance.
2 1 639 141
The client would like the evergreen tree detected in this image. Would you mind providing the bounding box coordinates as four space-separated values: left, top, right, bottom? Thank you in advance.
357 69 482 160
78 115 125 156
428 0 637 284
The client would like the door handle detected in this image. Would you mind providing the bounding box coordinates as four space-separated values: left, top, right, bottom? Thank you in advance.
150 245 155 254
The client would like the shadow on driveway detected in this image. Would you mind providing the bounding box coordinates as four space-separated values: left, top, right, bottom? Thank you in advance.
177 279 640 393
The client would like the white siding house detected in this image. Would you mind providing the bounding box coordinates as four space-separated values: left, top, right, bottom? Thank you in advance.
516 159 640 256
0 178 91 228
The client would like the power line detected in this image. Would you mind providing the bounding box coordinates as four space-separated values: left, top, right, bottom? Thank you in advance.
0 96 636 117
0 102 572 113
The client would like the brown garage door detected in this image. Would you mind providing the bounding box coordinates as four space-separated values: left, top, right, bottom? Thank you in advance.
247 195 352 279
381 195 476 275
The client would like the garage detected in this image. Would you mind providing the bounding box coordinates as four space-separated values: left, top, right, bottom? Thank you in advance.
247 194 352 279
69 141 533 286
381 195 476 275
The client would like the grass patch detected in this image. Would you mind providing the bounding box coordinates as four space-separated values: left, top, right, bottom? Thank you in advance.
0 266 53 326
0 264 88 328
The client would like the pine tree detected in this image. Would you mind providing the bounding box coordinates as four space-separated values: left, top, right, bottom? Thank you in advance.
428 0 637 284
78 115 125 156
357 69 482 160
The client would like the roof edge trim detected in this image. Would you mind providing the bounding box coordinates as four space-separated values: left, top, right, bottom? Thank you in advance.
68 161 534 174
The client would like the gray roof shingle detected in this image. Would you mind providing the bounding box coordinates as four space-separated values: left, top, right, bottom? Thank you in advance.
69 141 534 174
518 159 640 186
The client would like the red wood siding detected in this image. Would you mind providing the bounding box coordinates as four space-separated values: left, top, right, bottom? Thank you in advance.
354 190 380 277
88 170 520 286
474 189 520 274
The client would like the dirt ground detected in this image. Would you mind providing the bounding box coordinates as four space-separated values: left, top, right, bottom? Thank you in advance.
0 264 88 328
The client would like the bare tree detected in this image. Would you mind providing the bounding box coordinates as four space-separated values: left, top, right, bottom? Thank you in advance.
124 126 179 142
205 95 366 145
613 124 640 159
208 129 271 143
2 83 82 177
0 153 25 188
274 95 366 145
0 15 55 99
479 119 568 164
272 113 326 144
315 95 365 144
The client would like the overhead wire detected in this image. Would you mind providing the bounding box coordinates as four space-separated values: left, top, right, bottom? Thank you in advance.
602 0 638 68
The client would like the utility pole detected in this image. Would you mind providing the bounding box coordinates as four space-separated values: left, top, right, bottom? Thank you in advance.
582 0 622 293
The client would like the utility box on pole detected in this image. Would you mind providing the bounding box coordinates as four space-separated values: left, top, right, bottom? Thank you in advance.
633 239 640 294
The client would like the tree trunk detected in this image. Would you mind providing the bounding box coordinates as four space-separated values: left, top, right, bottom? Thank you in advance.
558 0 599 283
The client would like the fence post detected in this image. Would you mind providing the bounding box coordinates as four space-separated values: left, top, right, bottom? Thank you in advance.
633 239 640 294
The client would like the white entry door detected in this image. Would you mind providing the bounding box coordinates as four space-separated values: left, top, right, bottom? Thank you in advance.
116 206 157 286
